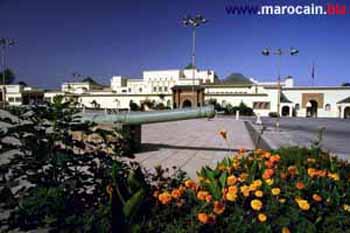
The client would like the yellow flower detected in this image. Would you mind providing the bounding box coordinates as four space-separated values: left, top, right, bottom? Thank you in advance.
226 191 238 202
258 213 267 222
255 190 263 198
265 179 274 186
271 188 281 196
307 158 316 163
282 227 291 233
344 204 350 212
328 173 340 181
295 198 310 211
307 168 316 177
251 199 263 211
240 185 250 197
227 175 237 186
279 198 286 204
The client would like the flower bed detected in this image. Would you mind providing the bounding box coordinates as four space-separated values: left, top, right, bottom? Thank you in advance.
148 147 350 233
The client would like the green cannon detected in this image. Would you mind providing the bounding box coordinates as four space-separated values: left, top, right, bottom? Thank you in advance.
79 106 216 151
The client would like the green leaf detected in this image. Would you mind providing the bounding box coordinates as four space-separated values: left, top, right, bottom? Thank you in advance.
123 189 145 220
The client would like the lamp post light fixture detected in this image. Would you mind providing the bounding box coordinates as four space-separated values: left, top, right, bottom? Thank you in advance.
262 47 299 128
182 14 207 107
0 38 15 108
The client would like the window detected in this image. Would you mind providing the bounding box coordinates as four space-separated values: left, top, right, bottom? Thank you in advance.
15 97 22 102
325 104 331 111
139 88 143 93
159 87 163 92
153 87 157 92
128 88 132 93
253 102 270 110
122 90 127 93
8 97 14 102
164 87 168 92
295 103 300 110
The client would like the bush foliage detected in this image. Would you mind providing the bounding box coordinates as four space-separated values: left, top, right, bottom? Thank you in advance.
1 99 350 232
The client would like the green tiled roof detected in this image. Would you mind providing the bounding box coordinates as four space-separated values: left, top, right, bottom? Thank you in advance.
337 97 350 104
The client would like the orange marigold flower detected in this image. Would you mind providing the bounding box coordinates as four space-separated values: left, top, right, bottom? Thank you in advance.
295 181 305 190
344 204 350 212
227 175 237 186
287 166 298 176
198 213 215 224
228 185 238 194
262 169 274 180
219 129 228 140
282 227 291 233
239 173 248 182
226 191 238 201
198 213 209 224
265 160 275 169
263 152 271 159
280 172 287 180
251 199 263 211
270 154 281 163
258 213 267 222
171 189 182 199
312 194 322 202
239 148 246 154
158 192 172 205
197 191 210 201
213 201 225 215
184 179 197 190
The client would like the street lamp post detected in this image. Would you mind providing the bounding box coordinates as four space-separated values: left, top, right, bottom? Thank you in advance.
262 48 299 128
0 38 15 108
182 15 207 106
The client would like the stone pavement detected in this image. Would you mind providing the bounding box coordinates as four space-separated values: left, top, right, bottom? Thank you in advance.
133 117 254 178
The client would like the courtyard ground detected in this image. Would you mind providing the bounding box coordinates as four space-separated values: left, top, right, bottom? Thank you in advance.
133 117 254 178
244 116 350 160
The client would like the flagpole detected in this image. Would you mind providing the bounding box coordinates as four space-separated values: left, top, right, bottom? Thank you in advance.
311 61 315 86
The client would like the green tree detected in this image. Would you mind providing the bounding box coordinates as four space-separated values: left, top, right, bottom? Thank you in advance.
82 76 100 86
0 68 16 84
184 63 195 69
341 82 350 86
17 81 28 86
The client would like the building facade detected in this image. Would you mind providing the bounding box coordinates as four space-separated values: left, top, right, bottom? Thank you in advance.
2 68 350 119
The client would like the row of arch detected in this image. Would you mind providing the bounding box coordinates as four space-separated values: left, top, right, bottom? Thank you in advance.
281 101 350 119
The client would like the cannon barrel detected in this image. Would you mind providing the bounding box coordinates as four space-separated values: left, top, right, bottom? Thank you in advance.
79 106 215 125
78 106 215 152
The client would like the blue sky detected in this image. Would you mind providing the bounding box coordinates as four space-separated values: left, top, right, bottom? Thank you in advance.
1 0 350 88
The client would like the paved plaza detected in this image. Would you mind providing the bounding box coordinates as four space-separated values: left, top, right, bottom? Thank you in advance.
246 117 350 160
134 117 254 178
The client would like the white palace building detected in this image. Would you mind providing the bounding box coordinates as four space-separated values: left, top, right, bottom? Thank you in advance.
1 68 350 119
